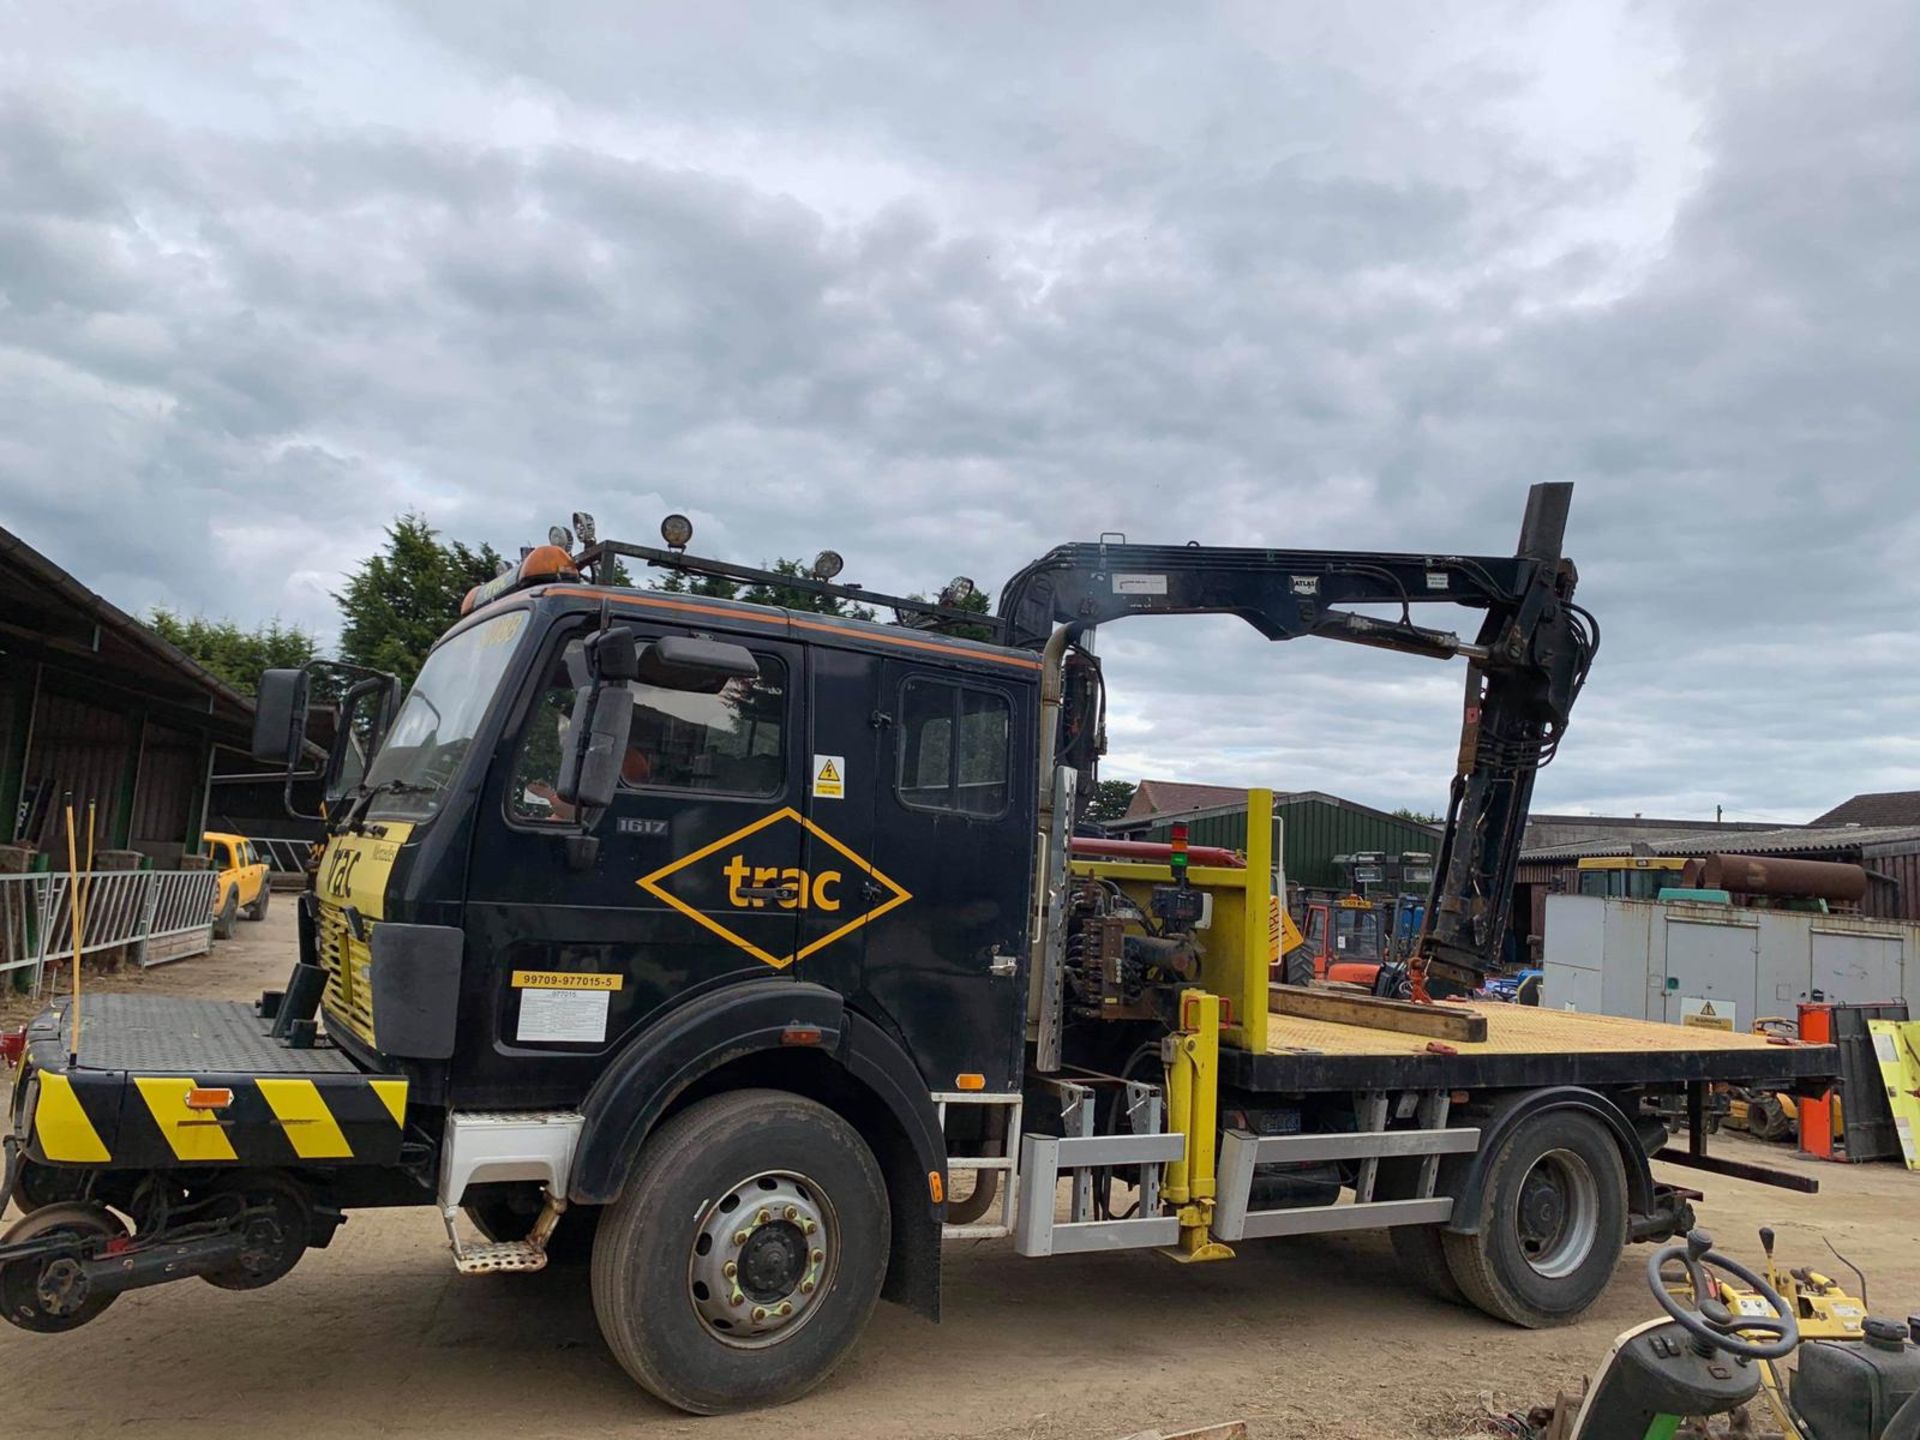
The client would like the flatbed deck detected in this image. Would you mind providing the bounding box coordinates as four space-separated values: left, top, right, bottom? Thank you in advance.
1221 999 1841 1092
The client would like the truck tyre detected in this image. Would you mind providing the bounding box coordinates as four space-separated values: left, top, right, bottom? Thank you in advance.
1374 1157 1463 1306
1441 1109 1627 1327
1282 951 1314 988
244 884 270 921
213 887 239 940
591 1088 889 1414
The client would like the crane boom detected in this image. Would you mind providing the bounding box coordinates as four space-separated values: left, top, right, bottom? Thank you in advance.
997 482 1596 992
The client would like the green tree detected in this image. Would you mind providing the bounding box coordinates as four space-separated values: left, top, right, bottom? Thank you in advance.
1085 779 1138 824
147 611 320 696
902 584 995 640
335 515 508 687
1392 806 1443 825
654 569 739 599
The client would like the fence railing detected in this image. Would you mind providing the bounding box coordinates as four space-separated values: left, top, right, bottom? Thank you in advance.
0 869 222 987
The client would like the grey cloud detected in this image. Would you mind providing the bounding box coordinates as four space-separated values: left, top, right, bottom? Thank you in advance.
0 0 1914 821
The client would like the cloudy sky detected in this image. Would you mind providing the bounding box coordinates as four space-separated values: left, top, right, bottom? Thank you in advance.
2 2 1914 820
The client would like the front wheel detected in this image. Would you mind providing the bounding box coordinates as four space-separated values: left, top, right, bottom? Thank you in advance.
591 1089 890 1414
1441 1109 1628 1327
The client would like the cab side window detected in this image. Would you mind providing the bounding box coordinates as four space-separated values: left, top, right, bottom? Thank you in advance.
896 679 1010 816
510 635 788 823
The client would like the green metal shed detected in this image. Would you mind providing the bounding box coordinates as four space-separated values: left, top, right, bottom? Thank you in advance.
1112 789 1441 890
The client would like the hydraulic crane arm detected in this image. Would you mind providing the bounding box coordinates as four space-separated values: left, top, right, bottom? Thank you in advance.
998 482 1598 992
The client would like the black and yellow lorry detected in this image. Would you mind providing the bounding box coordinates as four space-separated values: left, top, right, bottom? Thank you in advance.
2 486 1838 1412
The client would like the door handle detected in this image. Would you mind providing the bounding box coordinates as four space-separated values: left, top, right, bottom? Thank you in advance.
986 944 1019 978
738 885 799 902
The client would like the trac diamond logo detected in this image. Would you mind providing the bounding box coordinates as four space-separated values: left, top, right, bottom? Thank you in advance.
636 807 912 970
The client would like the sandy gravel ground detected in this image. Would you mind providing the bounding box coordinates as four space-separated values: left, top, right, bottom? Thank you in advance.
5 906 1917 1440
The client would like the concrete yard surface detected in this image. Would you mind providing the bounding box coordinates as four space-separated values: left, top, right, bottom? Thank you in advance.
6 906 1918 1440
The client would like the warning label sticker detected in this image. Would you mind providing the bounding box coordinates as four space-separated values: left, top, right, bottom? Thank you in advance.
1680 996 1735 1031
813 754 845 800
517 988 611 1044
1112 573 1168 595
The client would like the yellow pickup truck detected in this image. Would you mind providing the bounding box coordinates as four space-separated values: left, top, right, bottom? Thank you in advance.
203 831 269 938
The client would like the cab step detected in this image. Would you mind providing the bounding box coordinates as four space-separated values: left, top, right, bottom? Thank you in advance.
451 1240 549 1275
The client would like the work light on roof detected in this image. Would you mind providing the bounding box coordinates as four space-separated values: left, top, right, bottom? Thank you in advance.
548 525 573 551
571 511 596 546
940 576 976 607
812 549 844 580
661 513 694 550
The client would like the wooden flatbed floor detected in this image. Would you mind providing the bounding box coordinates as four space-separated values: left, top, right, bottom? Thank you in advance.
1219 999 1842 1094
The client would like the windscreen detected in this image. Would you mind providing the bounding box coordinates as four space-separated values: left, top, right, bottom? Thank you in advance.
362 610 528 822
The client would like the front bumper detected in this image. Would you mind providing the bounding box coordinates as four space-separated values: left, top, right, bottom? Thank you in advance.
14 994 410 1172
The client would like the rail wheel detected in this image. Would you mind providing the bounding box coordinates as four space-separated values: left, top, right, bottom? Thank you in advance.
591 1088 889 1413
1442 1109 1627 1327
0 1202 128 1333
201 1174 310 1290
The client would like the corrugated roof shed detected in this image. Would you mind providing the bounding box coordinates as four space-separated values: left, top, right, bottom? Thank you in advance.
1812 791 1920 827
1522 822 1920 863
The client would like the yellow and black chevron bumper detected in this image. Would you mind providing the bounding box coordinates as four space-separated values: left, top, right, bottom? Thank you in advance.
13 995 407 1171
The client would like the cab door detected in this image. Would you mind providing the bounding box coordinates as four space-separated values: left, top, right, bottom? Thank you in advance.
800 656 1031 1093
462 621 806 1107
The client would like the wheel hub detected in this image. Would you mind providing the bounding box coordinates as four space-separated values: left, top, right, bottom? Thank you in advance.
688 1172 834 1348
1520 1173 1564 1238
1515 1148 1599 1280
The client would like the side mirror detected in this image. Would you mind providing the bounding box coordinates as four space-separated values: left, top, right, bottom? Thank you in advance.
323 675 398 808
253 669 312 766
555 682 634 813
637 635 759 693
585 624 640 683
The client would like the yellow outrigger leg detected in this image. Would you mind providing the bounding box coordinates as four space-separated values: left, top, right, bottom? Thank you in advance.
1162 988 1234 1263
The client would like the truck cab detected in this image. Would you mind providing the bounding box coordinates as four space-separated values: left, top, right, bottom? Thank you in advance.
309 581 1037 1115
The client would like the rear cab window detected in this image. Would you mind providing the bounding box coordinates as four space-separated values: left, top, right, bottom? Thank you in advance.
896 677 1011 816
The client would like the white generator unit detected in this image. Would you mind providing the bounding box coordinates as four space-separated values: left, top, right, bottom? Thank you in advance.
1543 894 1918 1029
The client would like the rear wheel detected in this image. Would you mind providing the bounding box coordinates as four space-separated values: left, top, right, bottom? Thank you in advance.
1375 1157 1463 1306
243 884 270 922
1282 951 1315 988
213 888 239 940
591 1089 889 1414
1441 1109 1627 1327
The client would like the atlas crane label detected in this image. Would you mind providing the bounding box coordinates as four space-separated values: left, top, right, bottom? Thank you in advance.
637 807 912 970
1112 573 1168 595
